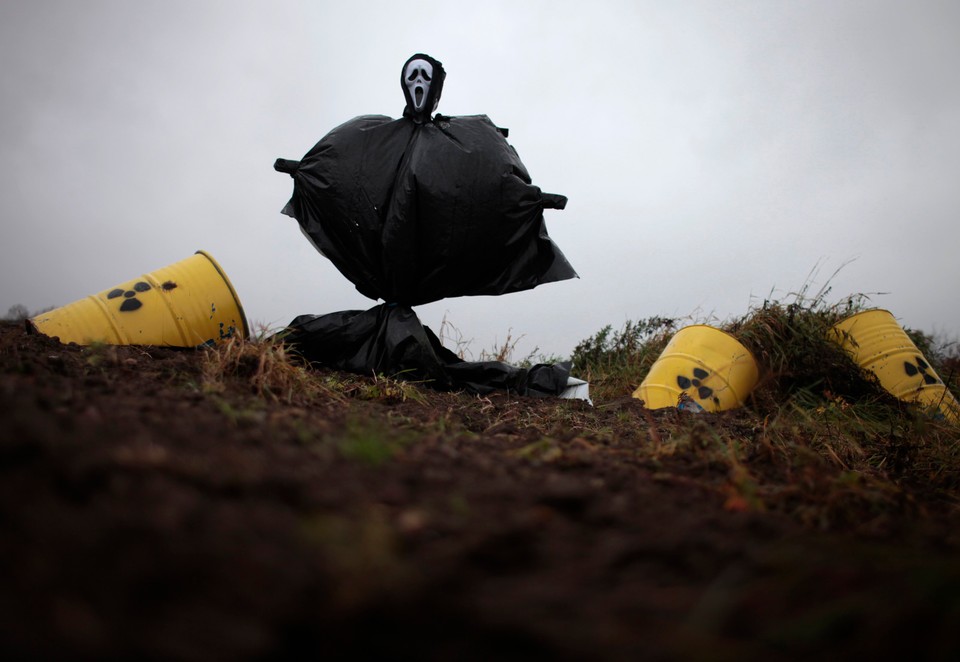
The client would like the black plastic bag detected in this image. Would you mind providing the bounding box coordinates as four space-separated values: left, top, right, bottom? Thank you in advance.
278 113 576 305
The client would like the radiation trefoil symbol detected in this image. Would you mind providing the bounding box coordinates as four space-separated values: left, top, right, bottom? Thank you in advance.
676 367 721 407
107 281 152 312
904 356 941 386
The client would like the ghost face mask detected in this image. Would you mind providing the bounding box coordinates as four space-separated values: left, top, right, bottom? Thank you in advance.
405 59 433 112
401 53 445 123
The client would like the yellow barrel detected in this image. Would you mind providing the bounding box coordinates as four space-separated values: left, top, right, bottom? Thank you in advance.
29 250 249 347
830 309 960 423
633 325 759 411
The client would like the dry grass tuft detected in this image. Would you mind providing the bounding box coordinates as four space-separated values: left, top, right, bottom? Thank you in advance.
727 295 881 409
333 371 428 404
201 331 341 405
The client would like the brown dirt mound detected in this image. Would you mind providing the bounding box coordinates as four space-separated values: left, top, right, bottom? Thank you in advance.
2 321 959 659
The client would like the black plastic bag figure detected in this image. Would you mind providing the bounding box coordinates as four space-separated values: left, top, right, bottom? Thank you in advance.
276 54 577 396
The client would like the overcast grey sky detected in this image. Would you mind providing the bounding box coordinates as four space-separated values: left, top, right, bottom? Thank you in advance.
2 0 958 359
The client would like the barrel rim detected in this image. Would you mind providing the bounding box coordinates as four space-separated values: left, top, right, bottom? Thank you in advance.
194 250 251 339
832 308 896 328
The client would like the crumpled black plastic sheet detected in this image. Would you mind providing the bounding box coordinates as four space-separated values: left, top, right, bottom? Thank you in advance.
281 303 571 397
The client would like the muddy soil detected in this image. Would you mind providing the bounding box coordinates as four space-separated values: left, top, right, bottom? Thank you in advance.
1 321 958 660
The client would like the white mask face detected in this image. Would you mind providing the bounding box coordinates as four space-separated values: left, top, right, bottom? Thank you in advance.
404 59 434 112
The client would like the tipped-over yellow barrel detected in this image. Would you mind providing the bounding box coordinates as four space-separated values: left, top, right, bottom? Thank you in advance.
30 250 248 347
830 309 959 423
634 325 759 412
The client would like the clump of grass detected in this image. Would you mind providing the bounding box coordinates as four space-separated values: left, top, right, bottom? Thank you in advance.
726 294 882 410
335 371 427 404
201 331 340 405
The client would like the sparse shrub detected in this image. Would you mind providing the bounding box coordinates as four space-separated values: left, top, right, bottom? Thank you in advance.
569 316 676 401
3 304 54 321
4 304 29 322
